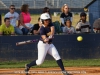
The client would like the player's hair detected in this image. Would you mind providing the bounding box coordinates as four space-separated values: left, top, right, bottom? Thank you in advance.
42 7 52 19
42 7 50 14
38 17 40 22
9 5 15 8
61 4 69 13
4 18 10 22
65 19 72 25
21 4 29 12
80 12 87 17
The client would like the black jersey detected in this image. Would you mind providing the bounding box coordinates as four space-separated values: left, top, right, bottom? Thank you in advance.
40 23 54 43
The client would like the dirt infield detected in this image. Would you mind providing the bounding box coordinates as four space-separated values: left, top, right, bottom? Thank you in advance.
0 67 100 75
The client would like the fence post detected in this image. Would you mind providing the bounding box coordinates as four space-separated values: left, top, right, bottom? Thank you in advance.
34 0 35 8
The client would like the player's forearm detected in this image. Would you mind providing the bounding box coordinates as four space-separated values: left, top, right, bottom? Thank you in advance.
17 20 20 27
33 31 39 35
41 35 49 43
34 27 41 35
50 26 55 36
60 18 65 26
11 32 15 35
0 32 3 35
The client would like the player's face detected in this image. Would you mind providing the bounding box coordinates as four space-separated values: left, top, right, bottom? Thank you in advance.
81 16 86 21
66 20 71 27
5 19 10 27
10 6 15 13
44 19 50 26
64 6 69 13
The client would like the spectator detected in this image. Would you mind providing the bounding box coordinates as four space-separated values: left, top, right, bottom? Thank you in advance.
42 7 52 20
60 4 72 27
5 5 23 35
93 18 100 33
63 19 75 34
0 18 14 35
0 14 2 25
19 4 33 35
76 12 91 33
31 17 42 35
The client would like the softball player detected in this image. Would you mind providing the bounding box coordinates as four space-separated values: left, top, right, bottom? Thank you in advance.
25 13 68 75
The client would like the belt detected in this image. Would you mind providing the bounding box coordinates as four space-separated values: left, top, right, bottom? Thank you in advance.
39 40 52 44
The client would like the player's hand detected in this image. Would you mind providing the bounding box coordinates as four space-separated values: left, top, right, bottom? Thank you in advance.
44 38 49 42
48 35 54 39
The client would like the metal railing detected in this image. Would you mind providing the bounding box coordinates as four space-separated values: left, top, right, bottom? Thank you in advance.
0 0 92 9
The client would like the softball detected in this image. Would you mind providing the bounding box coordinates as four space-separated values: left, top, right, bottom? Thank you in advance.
77 36 83 41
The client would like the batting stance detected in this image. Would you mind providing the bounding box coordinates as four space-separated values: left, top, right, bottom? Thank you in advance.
25 13 68 75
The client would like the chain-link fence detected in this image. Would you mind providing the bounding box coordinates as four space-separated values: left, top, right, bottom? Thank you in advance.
0 0 92 9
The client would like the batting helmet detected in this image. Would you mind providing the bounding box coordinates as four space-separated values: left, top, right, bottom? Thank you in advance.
40 13 51 24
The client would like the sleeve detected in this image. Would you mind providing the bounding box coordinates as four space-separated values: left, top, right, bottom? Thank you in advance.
69 12 73 21
16 13 20 20
40 27 46 35
70 17 73 22
49 23 54 27
60 18 64 25
70 13 72 17
33 24 39 30
76 22 81 33
72 27 76 33
60 13 65 25
60 13 64 18
5 13 9 18
63 27 67 33
0 25 3 32
11 26 15 33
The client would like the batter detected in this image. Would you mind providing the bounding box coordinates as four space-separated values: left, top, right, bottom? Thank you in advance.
25 13 68 75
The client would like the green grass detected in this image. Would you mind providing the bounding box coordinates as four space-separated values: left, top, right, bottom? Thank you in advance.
0 59 100 68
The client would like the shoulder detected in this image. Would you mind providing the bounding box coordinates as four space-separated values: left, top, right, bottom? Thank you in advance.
5 12 10 16
63 26 67 29
40 26 45 33
40 26 45 30
76 22 82 28
27 12 30 15
0 24 6 29
34 23 39 26
14 12 19 14
60 13 65 17
9 25 14 29
5 12 10 15
86 21 90 24
71 26 75 29
0 24 5 27
77 22 82 25
10 25 14 27
20 12 23 14
33 24 39 28
49 23 54 27
68 12 72 16
14 12 19 15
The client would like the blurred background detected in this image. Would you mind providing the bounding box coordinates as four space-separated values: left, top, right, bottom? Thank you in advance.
0 0 92 26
